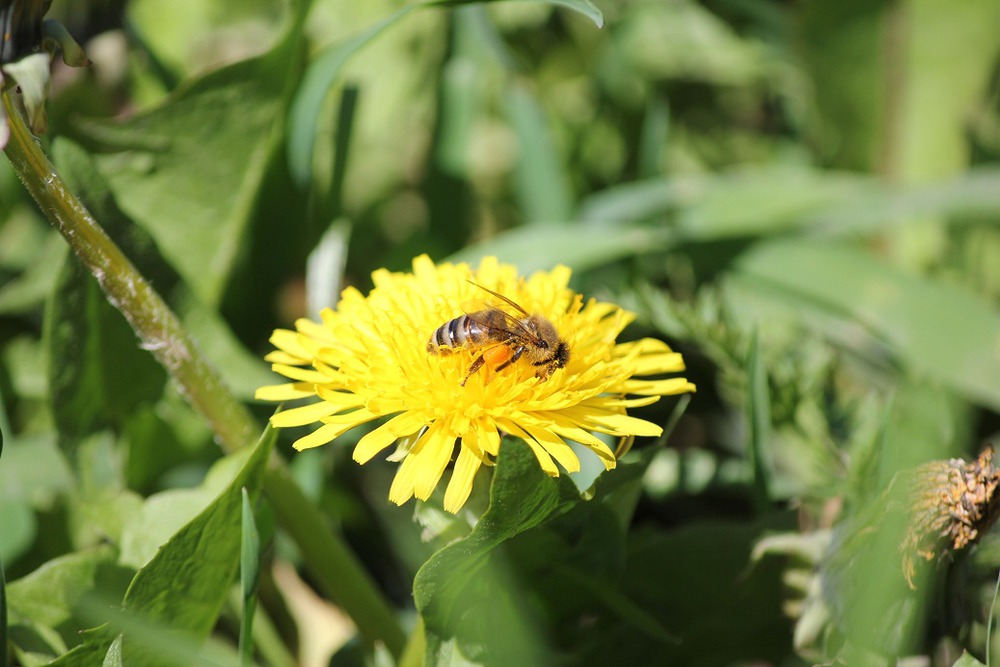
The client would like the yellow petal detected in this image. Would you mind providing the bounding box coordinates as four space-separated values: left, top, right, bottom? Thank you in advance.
254 383 315 401
269 328 312 359
264 350 307 366
270 364 333 384
388 450 419 505
270 401 340 427
618 378 696 396
521 424 580 473
444 445 482 513
292 423 348 451
413 423 457 500
499 421 558 476
353 411 428 463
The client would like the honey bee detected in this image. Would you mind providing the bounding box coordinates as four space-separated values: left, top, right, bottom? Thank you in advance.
427 281 570 386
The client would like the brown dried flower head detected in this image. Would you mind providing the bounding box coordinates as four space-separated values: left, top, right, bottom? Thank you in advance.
901 446 1000 589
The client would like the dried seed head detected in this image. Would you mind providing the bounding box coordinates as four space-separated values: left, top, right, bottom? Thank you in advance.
900 446 1000 589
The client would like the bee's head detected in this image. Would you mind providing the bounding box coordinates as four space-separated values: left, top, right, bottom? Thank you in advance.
553 341 569 368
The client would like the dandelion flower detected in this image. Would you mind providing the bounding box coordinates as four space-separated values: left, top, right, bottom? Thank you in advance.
256 255 695 513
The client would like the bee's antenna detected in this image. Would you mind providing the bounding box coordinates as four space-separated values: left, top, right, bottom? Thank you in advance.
466 279 529 316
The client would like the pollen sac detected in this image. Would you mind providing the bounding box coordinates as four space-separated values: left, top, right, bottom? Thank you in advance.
900 446 1000 589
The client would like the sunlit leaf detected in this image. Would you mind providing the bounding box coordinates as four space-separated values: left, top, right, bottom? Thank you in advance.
730 238 1000 411
414 440 577 665
448 224 673 273
80 50 296 305
50 427 275 664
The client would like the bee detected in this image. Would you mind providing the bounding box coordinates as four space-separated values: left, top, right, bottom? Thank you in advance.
427 281 570 386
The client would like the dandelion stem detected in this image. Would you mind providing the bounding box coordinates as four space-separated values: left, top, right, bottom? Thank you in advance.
2 90 405 657
2 89 256 453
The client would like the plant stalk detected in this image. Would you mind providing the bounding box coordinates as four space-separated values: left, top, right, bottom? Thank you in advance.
2 89 405 658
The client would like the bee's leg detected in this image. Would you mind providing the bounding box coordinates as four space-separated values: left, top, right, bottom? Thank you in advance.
460 354 487 386
495 346 525 372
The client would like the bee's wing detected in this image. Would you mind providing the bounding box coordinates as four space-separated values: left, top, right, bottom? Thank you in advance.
461 302 542 344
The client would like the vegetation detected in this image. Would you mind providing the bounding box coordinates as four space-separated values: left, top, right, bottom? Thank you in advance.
2 0 1000 665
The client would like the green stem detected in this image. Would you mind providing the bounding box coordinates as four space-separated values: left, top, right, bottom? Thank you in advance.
2 90 255 454
2 90 405 657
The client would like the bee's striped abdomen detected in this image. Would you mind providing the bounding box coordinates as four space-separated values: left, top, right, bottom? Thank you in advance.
427 314 487 353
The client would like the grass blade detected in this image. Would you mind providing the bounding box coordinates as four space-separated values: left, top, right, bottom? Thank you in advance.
745 329 771 511
239 488 261 667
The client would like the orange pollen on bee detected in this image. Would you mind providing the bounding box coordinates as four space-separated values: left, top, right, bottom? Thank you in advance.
483 345 513 366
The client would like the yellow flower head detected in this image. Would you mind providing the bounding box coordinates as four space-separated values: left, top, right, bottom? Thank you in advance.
256 255 695 513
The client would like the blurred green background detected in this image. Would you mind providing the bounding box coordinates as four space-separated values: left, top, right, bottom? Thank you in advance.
3 0 1000 664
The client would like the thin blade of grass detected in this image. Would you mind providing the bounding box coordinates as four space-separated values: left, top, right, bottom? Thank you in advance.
239 488 261 667
745 329 771 511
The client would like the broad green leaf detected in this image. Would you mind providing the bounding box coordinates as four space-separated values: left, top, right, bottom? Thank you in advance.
953 652 986 667
102 635 123 667
44 250 167 442
730 238 1000 411
582 518 793 666
238 488 260 667
52 427 276 665
578 166 871 237
0 231 65 315
0 432 73 506
127 0 291 83
891 0 1000 182
447 224 673 273
52 137 274 402
122 427 274 628
807 167 1000 234
414 440 577 666
81 49 295 306
119 444 263 570
0 498 36 564
505 84 574 225
6 546 120 632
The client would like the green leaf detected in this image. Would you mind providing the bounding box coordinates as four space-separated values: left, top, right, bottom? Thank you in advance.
447 224 673 273
121 427 274 641
0 432 73 507
426 0 604 29
588 518 793 666
51 427 276 665
239 488 261 667
102 635 123 667
52 137 274 404
952 652 986 667
745 329 771 510
287 7 414 188
578 166 871 237
0 498 36 564
44 250 168 442
6 547 120 633
505 84 574 224
414 440 577 666
81 51 295 306
730 238 1000 411
0 232 65 315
